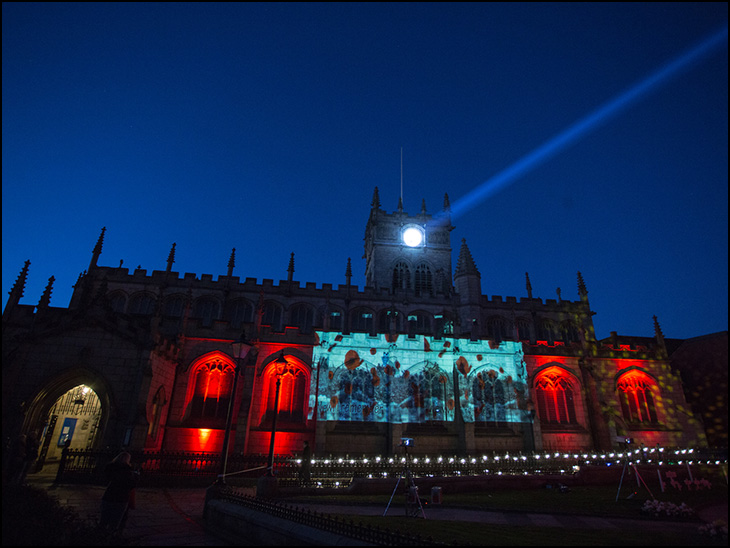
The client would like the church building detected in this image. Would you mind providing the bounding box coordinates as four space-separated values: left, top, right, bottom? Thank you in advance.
2 188 709 467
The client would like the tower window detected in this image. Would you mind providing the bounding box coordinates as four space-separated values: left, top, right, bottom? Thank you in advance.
392 262 411 290
415 264 433 296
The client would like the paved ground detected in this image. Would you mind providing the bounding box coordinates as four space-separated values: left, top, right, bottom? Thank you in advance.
23 471 728 546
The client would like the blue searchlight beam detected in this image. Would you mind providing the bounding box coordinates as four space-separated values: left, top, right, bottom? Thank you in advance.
441 25 728 223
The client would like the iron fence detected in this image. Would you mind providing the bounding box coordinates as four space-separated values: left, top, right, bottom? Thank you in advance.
53 446 727 487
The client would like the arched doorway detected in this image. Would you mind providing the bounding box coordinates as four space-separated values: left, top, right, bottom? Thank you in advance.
37 384 103 466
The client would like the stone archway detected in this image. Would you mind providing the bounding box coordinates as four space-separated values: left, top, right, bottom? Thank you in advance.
23 369 112 470
38 384 103 464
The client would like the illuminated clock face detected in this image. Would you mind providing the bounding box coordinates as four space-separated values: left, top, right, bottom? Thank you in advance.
402 226 423 247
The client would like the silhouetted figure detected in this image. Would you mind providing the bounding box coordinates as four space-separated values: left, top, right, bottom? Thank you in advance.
19 432 39 483
99 452 138 534
8 434 26 484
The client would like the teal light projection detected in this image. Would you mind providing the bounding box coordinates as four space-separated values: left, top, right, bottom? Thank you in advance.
309 332 529 424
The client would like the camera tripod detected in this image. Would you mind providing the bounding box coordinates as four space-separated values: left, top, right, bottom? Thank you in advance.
383 443 426 518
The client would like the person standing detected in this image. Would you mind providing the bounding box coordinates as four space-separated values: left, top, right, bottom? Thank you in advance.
99 452 138 534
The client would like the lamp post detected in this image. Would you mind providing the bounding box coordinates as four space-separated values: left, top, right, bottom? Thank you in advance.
266 353 289 476
216 332 253 485
258 352 289 498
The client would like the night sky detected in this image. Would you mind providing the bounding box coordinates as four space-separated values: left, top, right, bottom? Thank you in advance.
3 3 727 340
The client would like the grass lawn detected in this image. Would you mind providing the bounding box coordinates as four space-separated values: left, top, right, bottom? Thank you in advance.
282 482 728 545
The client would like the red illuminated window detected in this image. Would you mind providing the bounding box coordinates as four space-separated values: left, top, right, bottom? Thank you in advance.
187 359 234 425
262 362 308 424
618 373 659 424
534 370 577 425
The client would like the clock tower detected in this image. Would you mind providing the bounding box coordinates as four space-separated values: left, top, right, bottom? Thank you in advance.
363 187 454 295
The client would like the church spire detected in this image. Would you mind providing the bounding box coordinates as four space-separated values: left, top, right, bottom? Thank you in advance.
166 243 176 272
345 257 352 286
227 248 236 277
420 199 427 215
397 196 403 212
371 187 381 209
653 315 668 358
443 193 451 213
525 272 533 299
89 227 106 270
454 239 480 279
3 260 30 320
287 252 295 282
577 271 588 300
37 275 55 309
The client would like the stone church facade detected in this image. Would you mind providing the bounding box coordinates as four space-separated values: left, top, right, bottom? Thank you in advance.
2 188 709 466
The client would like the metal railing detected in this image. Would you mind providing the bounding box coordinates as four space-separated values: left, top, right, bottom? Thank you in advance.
216 486 443 546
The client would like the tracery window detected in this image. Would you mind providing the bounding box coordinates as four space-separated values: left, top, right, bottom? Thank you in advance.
289 303 318 333
164 295 186 317
262 301 283 330
262 361 308 423
561 321 580 343
472 371 507 426
193 297 219 326
617 373 659 424
350 308 374 333
517 318 531 341
379 309 402 333
392 262 411 290
487 317 508 342
434 314 454 337
224 299 253 328
534 369 577 425
187 358 235 424
408 311 432 335
414 263 433 296
328 309 343 331
129 293 155 315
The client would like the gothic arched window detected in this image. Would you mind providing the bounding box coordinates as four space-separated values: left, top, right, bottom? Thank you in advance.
262 360 308 424
225 299 253 328
350 308 374 333
414 264 433 296
262 301 283 330
129 293 156 315
617 372 659 424
517 318 531 341
193 297 219 326
408 311 432 335
487 316 508 342
187 358 235 425
164 295 186 317
289 303 318 333
379 309 402 333
392 262 411 290
561 321 580 343
534 369 577 425
473 370 507 426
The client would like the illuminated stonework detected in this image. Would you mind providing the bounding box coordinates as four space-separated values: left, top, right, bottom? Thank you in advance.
2 188 715 459
310 333 527 424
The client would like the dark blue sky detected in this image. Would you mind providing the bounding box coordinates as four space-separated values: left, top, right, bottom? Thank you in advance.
3 3 727 340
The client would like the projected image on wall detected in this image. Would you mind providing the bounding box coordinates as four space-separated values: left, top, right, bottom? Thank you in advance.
309 333 529 424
